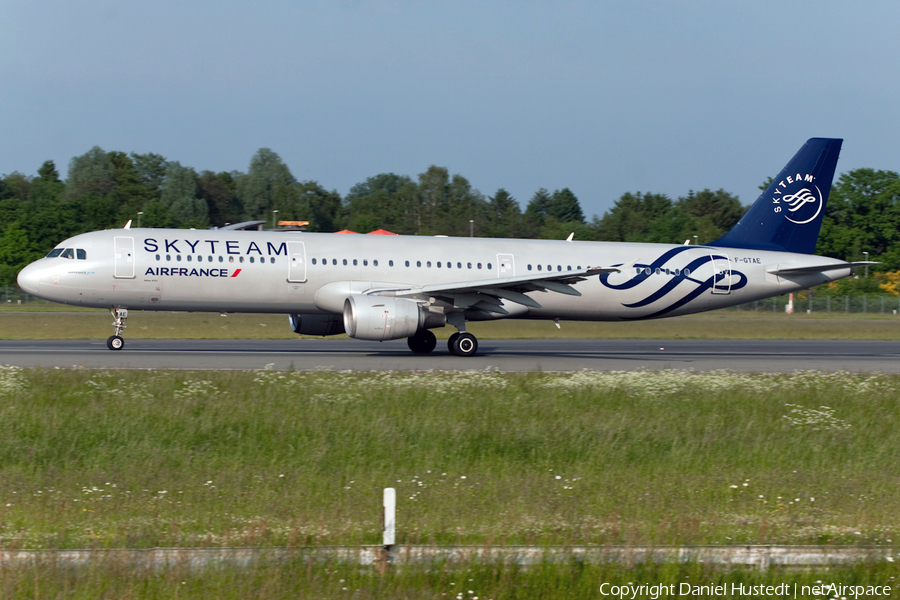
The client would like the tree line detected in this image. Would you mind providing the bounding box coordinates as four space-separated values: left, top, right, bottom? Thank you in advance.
2 146 899 287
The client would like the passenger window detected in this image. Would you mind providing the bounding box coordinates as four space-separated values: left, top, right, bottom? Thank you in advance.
187 255 192 262
537 264 542 271
417 261 421 267
374 260 378 266
270 257 275 264
477 263 482 269
312 258 317 265
528 264 532 271
684 268 691 277
219 256 224 263
427 261 432 267
437 261 442 268
249 257 255 263
197 256 203 262
155 254 160 261
208 256 213 262
467 263 472 269
567 266 571 271
557 265 562 271
353 259 358 266
229 257 234 263
457 262 461 268
77 249 86 260
488 263 492 270
61 249 74 259
47 248 63 258
239 256 244 263
176 255 182 262
389 260 394 267
167 255 171 261
363 259 368 266
343 259 347 265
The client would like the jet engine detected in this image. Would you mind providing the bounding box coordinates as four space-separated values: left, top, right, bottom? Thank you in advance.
342 295 423 341
288 313 345 336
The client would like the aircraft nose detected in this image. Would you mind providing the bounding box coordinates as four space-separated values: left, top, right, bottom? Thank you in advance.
16 262 41 294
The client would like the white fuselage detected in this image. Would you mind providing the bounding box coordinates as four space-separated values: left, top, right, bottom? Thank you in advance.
18 228 849 322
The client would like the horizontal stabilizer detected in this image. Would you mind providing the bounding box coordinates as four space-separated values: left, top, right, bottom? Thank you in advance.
768 261 876 276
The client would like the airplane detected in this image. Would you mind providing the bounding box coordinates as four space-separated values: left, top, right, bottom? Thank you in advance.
16 138 871 357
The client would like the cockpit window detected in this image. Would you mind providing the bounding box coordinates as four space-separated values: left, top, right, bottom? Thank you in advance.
47 248 63 258
60 249 75 259
76 249 86 260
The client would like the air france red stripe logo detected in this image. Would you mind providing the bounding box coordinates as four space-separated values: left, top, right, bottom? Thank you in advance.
231 269 242 277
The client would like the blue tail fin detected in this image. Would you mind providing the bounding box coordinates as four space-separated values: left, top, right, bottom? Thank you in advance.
712 138 842 254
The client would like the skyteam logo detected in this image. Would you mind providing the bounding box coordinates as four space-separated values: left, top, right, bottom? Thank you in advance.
771 173 823 225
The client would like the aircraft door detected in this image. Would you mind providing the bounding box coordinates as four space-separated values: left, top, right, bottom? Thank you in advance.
497 254 515 277
114 236 135 279
288 241 307 283
710 253 732 295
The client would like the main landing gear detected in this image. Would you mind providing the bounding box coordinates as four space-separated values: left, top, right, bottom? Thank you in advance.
406 329 479 356
448 332 478 357
405 314 479 357
107 307 128 351
407 329 437 354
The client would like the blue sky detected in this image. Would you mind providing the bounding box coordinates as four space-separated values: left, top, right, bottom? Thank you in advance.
2 0 899 218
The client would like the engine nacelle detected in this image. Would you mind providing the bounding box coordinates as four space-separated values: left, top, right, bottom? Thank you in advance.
288 313 345 336
343 295 423 341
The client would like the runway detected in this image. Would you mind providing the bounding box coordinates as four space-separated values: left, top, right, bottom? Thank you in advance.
1 338 899 372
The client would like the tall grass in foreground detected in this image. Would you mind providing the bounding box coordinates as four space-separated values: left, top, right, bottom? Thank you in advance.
1 560 898 600
0 367 899 548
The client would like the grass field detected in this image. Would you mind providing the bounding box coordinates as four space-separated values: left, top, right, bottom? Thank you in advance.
1 367 899 550
3 309 900 340
1 559 897 599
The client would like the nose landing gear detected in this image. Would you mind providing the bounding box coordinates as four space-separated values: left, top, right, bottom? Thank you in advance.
107 307 128 350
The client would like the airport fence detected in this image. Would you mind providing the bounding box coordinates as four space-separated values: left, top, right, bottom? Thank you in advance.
734 293 900 314
3 284 53 307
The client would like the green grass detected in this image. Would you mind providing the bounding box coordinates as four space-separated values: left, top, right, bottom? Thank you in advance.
1 368 899 549
1 559 897 599
3 310 900 340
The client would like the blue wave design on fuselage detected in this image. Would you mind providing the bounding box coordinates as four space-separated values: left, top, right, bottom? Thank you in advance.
598 246 747 319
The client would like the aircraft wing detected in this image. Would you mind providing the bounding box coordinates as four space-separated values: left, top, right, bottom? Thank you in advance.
372 267 617 313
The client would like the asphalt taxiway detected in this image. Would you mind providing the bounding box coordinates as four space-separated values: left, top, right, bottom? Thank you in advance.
1 338 898 372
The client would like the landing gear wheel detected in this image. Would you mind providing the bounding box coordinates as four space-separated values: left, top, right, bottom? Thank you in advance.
107 335 124 351
450 332 478 357
447 332 460 353
407 330 437 354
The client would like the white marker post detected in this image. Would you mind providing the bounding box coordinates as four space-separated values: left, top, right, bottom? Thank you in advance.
383 487 396 548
